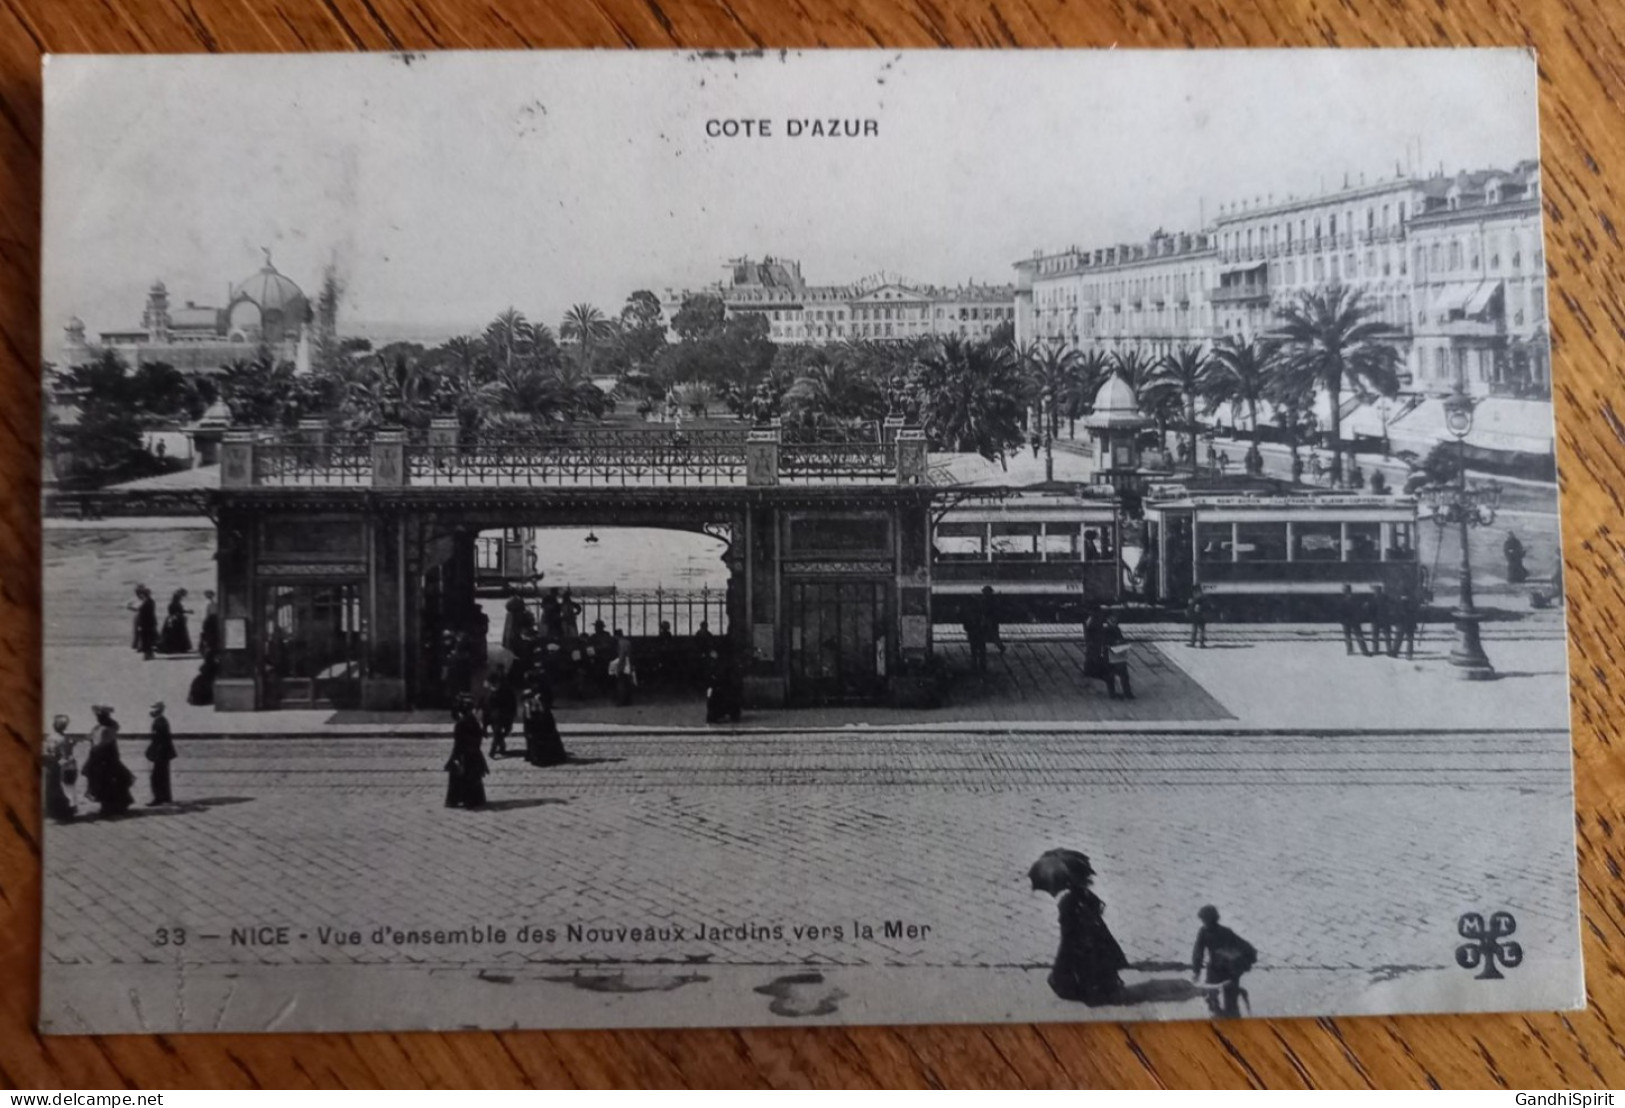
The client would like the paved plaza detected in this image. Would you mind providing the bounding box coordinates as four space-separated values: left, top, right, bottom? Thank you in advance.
41 726 1580 1032
39 520 1582 1032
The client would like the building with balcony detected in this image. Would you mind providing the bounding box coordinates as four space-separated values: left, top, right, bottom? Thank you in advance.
1013 230 1218 360
1406 162 1548 399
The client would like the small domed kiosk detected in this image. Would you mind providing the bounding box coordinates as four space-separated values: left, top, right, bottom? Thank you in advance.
1082 372 1153 480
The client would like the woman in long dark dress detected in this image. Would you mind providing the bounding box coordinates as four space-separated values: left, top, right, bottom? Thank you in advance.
82 706 135 818
197 590 221 658
145 702 177 805
187 654 217 706
158 589 193 654
444 698 488 809
522 688 568 766
1043 856 1128 1005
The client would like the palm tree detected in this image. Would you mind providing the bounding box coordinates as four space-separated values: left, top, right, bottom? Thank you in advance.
484 308 534 370
1141 345 1216 471
344 352 436 431
1064 349 1114 437
782 357 884 440
560 303 614 357
1208 337 1281 475
915 336 1027 463
1263 362 1318 479
478 362 567 431
1022 340 1082 481
1271 285 1403 486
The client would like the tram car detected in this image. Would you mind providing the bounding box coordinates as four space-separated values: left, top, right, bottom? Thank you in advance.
931 487 1126 623
1143 487 1425 619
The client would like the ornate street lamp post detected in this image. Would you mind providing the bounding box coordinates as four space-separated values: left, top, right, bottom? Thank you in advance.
1377 397 1392 460
1421 386 1501 680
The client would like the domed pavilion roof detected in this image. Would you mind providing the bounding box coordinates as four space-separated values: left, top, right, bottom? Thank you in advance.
229 254 307 319
1082 372 1152 430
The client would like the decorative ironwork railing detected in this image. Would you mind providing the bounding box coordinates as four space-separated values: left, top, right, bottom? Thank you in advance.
407 429 747 487
781 441 895 484
252 439 373 486
523 586 728 638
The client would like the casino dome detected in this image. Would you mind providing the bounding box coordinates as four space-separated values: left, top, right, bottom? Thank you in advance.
226 254 309 343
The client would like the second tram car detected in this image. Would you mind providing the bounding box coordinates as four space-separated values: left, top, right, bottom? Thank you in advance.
931 488 1125 623
1144 489 1425 616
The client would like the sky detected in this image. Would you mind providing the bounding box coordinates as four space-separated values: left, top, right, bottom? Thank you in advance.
42 49 1540 345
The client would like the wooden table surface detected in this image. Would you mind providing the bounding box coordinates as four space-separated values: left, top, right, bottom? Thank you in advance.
2 0 1623 1089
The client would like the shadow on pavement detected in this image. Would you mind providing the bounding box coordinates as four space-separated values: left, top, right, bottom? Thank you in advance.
479 798 569 812
106 796 255 820
1115 977 1208 1005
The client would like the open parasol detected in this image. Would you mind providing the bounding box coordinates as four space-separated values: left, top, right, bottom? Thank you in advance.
1029 848 1096 895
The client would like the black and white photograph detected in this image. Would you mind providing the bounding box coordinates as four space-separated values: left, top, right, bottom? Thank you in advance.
37 49 1579 1033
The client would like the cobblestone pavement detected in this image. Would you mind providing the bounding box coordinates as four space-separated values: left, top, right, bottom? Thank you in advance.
41 727 1581 1032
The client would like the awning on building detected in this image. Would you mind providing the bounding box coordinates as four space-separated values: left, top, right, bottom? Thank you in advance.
1428 282 1479 315
1218 261 1267 277
1464 280 1504 317
1464 397 1555 455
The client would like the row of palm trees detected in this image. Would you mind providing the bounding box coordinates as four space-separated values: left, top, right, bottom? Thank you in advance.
1019 285 1404 485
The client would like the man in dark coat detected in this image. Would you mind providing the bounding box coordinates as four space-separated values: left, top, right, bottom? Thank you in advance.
1102 613 1134 700
129 586 157 660
1392 585 1421 660
1192 904 1257 1019
1367 583 1393 657
1337 584 1370 656
483 665 518 758
145 701 177 806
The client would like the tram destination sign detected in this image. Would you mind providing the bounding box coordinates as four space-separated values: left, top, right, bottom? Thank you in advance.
36 49 1578 1035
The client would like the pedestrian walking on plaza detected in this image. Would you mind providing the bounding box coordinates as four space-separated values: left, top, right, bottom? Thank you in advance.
82 706 135 818
611 629 637 706
1191 905 1257 1019
1186 584 1209 648
1029 849 1129 1007
483 664 517 758
706 646 744 724
197 590 221 658
501 594 533 653
1337 584 1370 656
158 589 194 655
1392 584 1420 660
145 702 177 806
444 695 488 810
129 585 157 660
1367 583 1394 657
1503 532 1529 584
522 685 568 767
1103 613 1134 700
43 714 76 824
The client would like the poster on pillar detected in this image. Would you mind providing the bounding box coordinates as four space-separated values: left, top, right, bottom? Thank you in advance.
37 49 1578 1033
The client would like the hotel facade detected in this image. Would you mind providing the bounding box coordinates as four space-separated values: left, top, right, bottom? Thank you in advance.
1014 162 1548 404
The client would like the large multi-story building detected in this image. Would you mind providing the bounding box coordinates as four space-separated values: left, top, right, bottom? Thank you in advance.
1014 162 1549 404
1014 230 1218 362
661 257 1015 346
1406 161 1548 397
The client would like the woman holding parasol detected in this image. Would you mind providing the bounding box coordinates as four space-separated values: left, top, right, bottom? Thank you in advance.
1029 848 1129 1005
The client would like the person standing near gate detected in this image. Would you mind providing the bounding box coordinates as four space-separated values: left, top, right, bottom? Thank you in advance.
145 702 177 806
611 629 636 706
1186 584 1209 648
483 664 517 758
444 695 487 809
1337 584 1370 656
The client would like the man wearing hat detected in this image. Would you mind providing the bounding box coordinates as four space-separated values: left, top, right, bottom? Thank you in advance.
1191 904 1257 1019
145 702 177 806
128 585 157 660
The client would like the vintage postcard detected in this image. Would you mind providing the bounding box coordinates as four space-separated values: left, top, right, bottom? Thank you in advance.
38 49 1579 1033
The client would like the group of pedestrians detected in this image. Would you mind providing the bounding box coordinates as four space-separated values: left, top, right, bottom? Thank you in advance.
42 703 178 823
128 586 218 661
1032 849 1258 1018
1336 582 1421 659
443 678 572 810
497 591 641 707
